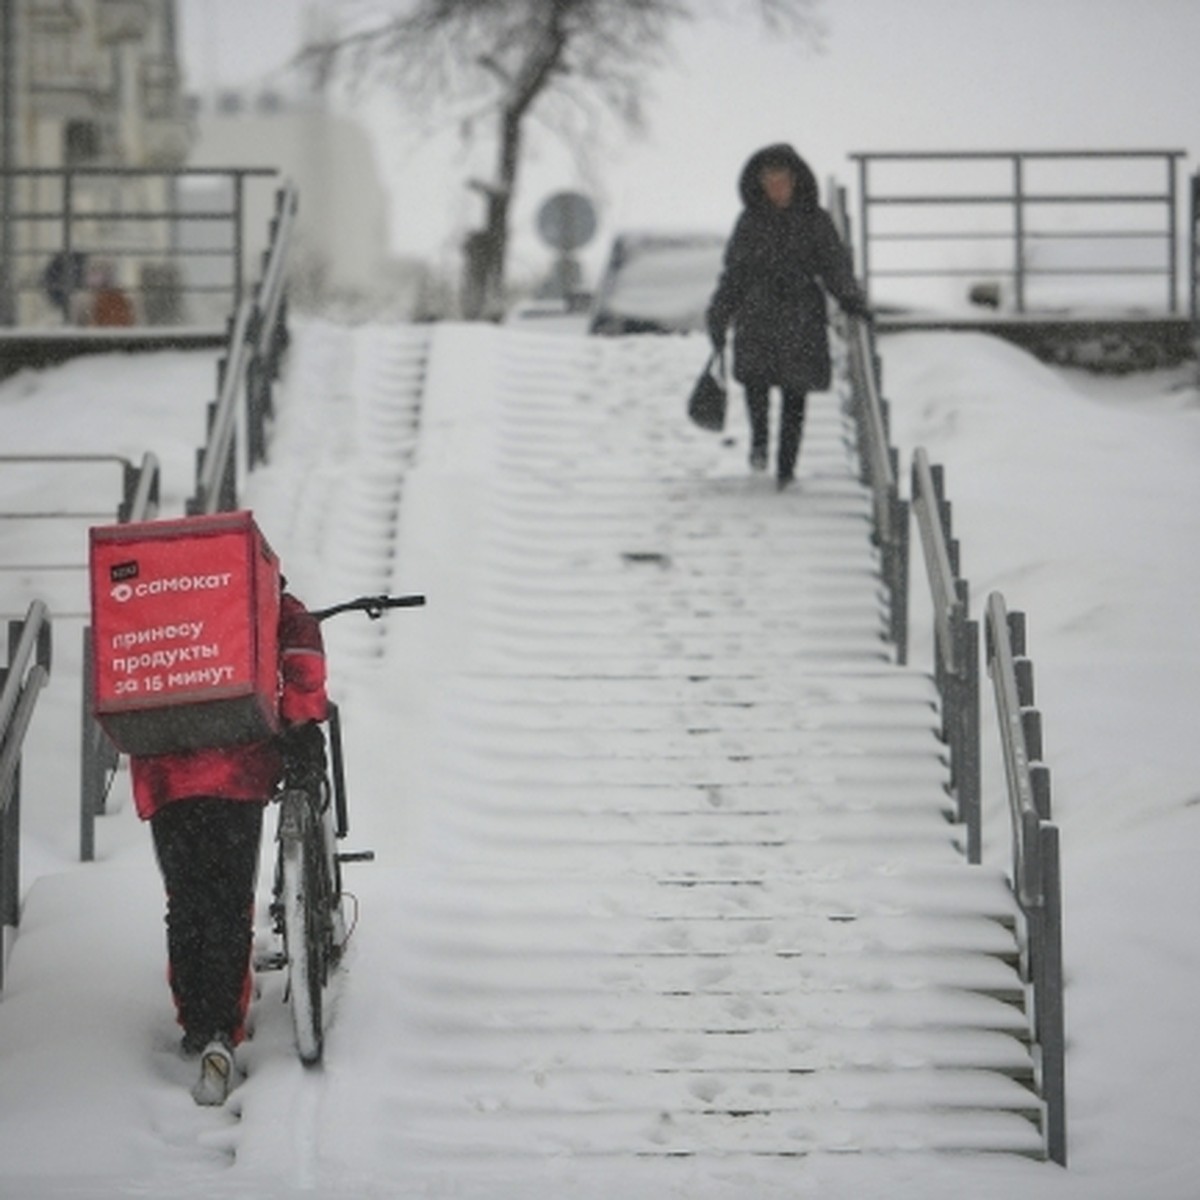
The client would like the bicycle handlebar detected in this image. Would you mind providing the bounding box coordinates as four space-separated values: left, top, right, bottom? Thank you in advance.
309 594 426 623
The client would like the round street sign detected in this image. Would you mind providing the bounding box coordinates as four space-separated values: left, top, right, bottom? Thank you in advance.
536 191 597 252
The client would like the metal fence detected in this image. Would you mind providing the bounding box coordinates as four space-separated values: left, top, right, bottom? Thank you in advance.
0 600 51 992
849 149 1187 314
0 166 280 328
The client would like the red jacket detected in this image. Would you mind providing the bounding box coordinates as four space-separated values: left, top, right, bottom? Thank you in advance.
130 593 327 820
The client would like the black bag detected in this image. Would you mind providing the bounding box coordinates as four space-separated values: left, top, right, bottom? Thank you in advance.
687 352 727 432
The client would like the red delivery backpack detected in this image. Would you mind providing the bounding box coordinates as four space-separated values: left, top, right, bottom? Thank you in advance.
89 511 282 756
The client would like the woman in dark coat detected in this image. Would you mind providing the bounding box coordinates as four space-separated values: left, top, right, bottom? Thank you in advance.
707 143 867 489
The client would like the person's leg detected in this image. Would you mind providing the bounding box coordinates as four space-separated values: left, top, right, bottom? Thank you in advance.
776 389 809 486
744 384 770 470
151 798 265 1049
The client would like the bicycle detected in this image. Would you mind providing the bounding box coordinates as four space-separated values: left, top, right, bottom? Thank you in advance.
259 592 425 1065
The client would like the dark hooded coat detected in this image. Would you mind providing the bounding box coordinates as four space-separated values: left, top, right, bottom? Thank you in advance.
707 144 864 393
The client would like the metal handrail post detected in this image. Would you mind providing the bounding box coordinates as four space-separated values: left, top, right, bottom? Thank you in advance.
856 155 871 305
79 626 118 862
62 172 74 326
1040 820 1067 1166
80 453 158 860
911 449 979 855
1190 173 1199 323
962 610 981 863
233 171 245 311
0 602 52 978
1013 154 1026 314
1166 156 1178 314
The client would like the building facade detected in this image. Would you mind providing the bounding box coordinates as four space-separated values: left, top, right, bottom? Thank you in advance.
0 0 192 323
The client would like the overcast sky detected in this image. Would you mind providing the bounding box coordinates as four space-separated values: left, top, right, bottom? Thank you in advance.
176 0 1200 276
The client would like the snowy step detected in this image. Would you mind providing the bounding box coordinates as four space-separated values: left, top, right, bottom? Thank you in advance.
434 810 960 857
358 327 1044 1166
395 910 1019 964
437 749 949 789
377 1021 1034 1079
389 862 1018 918
376 1063 1042 1121
478 599 888 633
374 1094 1046 1160
397 946 1025 1004
474 624 893 660
443 697 935 734
447 668 939 707
453 724 942 761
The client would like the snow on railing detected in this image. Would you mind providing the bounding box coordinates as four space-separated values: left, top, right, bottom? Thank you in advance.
188 182 297 515
0 601 52 992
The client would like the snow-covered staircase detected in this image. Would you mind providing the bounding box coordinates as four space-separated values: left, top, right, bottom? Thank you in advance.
358 328 1045 1166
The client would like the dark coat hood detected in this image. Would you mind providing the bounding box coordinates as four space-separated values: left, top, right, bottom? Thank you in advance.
737 143 819 213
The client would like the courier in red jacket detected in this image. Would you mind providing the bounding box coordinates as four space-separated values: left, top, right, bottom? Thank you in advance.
131 590 327 1104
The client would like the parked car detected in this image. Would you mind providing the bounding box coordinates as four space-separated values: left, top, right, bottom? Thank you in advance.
588 232 726 335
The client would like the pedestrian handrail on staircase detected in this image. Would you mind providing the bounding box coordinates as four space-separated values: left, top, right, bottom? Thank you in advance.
188 182 297 515
79 453 160 863
0 600 52 992
911 448 981 862
844 313 910 663
830 182 910 662
985 591 1067 1167
908 451 1066 1164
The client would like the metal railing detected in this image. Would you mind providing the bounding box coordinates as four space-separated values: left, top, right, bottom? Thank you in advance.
850 149 1186 313
0 452 160 526
911 449 980 862
188 182 297 515
906 455 1066 1163
843 314 909 662
0 600 52 991
1190 171 1199 335
0 453 161 626
0 166 280 328
829 181 909 662
79 453 160 862
985 592 1067 1167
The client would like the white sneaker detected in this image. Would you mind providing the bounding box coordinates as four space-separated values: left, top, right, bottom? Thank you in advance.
191 1038 236 1106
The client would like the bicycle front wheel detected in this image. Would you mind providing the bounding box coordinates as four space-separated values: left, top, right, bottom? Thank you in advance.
280 801 328 1065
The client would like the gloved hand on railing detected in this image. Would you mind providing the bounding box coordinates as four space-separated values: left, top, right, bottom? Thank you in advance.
841 296 873 323
278 721 327 792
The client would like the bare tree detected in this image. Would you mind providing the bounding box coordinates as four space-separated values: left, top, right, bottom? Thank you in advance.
301 0 823 318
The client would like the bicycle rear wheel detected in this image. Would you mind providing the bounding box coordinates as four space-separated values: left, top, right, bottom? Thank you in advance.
279 794 330 1065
